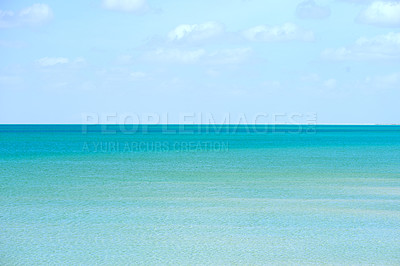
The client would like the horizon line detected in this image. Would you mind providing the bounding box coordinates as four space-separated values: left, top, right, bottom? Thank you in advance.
0 123 399 126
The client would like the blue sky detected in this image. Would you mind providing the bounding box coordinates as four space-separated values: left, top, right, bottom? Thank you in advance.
0 0 399 124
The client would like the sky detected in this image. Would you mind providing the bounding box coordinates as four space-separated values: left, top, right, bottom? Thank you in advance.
0 0 399 124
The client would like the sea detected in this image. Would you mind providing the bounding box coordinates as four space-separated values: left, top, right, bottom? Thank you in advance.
1 125 399 265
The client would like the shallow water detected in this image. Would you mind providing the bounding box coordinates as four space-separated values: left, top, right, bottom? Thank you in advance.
1 125 399 265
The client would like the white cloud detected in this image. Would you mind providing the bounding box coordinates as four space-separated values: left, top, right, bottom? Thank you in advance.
0 4 53 28
102 0 147 12
296 0 331 19
207 48 252 64
145 21 310 65
322 32 400 60
358 1 400 27
145 47 252 65
242 23 314 42
364 72 400 88
37 57 69 67
300 74 338 91
168 22 224 42
0 10 16 28
146 48 206 63
36 57 86 67
338 0 375 3
19 4 53 24
352 71 400 93
70 57 87 69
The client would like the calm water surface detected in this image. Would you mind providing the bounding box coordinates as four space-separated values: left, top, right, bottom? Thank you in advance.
1 125 399 265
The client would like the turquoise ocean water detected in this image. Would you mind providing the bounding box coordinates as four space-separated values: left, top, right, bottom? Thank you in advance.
1 125 400 265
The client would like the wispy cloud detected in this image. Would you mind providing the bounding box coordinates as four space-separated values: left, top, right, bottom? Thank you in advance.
153 21 314 47
242 23 314 42
322 32 400 60
364 72 400 89
0 4 53 28
102 0 147 13
296 0 331 19
145 48 206 64
144 47 253 65
36 57 86 67
134 21 313 66
337 0 375 4
357 1 400 27
206 48 253 65
37 57 69 67
167 22 225 43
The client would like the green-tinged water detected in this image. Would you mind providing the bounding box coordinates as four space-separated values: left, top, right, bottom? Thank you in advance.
1 125 399 265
